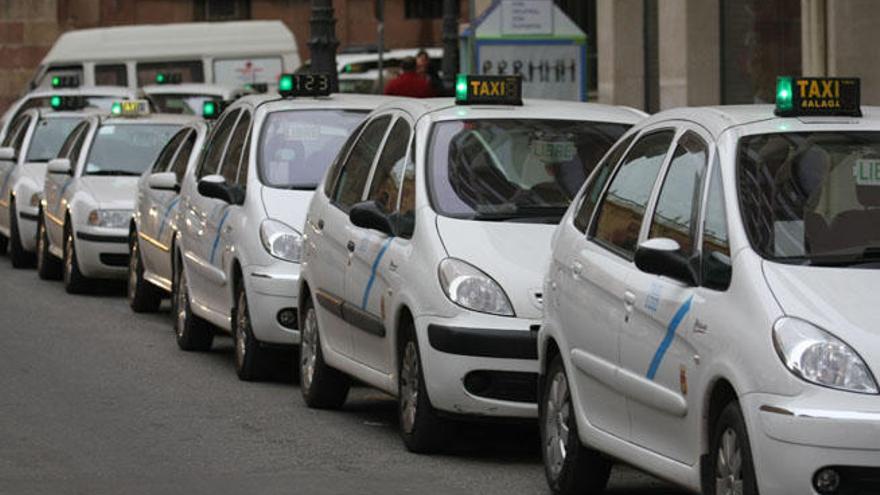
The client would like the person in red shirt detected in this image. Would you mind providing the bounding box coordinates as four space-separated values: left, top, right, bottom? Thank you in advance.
384 57 435 98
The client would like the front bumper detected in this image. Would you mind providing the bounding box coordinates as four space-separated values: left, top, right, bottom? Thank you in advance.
416 313 539 419
745 391 880 495
16 205 40 252
242 261 301 345
74 227 129 278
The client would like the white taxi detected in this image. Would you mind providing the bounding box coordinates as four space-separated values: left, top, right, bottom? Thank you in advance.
128 118 209 312
38 101 193 292
298 75 644 452
539 77 880 495
0 103 93 267
142 81 251 115
172 74 395 381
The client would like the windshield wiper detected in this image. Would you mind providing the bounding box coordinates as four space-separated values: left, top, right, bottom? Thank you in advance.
785 248 880 267
469 205 568 223
86 170 142 176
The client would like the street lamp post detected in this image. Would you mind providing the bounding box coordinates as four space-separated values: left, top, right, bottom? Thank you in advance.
441 0 460 95
308 0 340 92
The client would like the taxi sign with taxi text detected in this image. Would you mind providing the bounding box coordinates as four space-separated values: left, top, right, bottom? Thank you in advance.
775 76 861 117
456 74 523 106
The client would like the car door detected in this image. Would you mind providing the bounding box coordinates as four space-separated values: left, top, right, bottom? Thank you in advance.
620 128 711 464
139 127 190 280
183 108 239 315
346 114 412 373
0 115 32 232
44 120 90 251
319 114 392 358
155 128 198 282
565 129 674 439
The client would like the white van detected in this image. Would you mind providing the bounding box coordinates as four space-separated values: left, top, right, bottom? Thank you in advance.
29 21 299 92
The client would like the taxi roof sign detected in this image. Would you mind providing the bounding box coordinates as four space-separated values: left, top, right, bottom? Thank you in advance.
156 72 183 85
775 76 862 117
50 95 87 111
51 75 79 89
110 99 150 118
202 99 223 119
278 73 332 98
455 74 522 106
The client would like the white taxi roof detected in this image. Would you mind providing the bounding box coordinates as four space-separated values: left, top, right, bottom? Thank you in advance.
141 83 249 100
233 93 401 113
42 21 297 64
100 113 201 127
23 86 143 99
638 104 880 138
374 97 648 125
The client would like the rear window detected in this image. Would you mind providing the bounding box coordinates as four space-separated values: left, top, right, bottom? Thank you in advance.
258 109 368 189
26 117 81 162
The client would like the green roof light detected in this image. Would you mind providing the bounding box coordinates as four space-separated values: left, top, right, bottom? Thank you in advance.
455 74 468 103
203 100 217 118
156 73 166 84
52 76 61 88
279 74 294 93
50 95 62 109
111 102 122 116
776 76 794 114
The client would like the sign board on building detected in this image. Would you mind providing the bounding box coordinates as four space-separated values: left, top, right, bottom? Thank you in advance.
501 0 553 36
213 57 283 87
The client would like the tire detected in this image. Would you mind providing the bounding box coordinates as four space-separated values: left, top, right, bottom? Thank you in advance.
127 230 162 312
233 282 270 381
9 201 34 268
62 222 90 294
540 354 611 495
709 401 759 495
299 296 350 409
36 213 61 280
172 256 213 351
398 320 449 454
0 232 7 255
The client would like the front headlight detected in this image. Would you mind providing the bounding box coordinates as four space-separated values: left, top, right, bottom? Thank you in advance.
260 219 303 262
87 209 132 229
438 258 514 316
773 317 878 394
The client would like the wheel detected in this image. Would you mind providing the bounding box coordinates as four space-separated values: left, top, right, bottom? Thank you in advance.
299 296 350 409
710 401 758 495
233 282 270 381
0 232 7 255
36 213 61 280
172 256 213 351
127 230 162 312
62 222 90 294
9 201 34 268
540 354 611 495
398 321 449 454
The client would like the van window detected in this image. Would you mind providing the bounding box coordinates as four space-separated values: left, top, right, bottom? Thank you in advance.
592 131 674 258
137 61 204 87
95 64 127 86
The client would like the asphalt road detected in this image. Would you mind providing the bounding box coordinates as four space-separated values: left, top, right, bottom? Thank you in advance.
0 259 689 495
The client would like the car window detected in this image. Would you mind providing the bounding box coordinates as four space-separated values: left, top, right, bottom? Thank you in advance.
25 117 81 163
66 123 92 166
592 130 675 258
367 118 412 213
170 130 196 184
573 134 635 233
333 115 392 210
220 111 251 185
324 120 367 197
2 115 30 150
152 128 190 173
648 132 709 254
57 121 88 159
197 109 240 178
702 157 732 290
236 129 251 185
395 146 416 238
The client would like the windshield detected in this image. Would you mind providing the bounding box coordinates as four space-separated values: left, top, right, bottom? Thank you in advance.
738 131 880 266
428 119 630 222
149 94 218 115
25 117 81 162
258 109 368 189
84 124 180 176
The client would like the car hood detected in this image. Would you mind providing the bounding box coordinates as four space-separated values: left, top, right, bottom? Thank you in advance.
435 216 554 319
79 176 139 209
260 185 314 233
763 261 880 366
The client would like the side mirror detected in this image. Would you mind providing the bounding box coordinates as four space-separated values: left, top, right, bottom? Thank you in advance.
148 171 179 192
47 158 71 175
0 147 15 161
197 174 244 205
634 238 698 286
350 200 395 236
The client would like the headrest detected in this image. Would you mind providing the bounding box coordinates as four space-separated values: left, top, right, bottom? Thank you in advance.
791 146 831 202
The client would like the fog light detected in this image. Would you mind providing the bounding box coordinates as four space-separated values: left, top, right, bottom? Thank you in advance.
277 308 298 329
814 468 841 494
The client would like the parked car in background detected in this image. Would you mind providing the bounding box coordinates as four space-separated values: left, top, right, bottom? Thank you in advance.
142 83 252 116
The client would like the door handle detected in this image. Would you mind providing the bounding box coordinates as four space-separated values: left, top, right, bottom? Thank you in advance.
347 240 355 252
570 260 583 278
317 218 324 230
623 290 636 322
